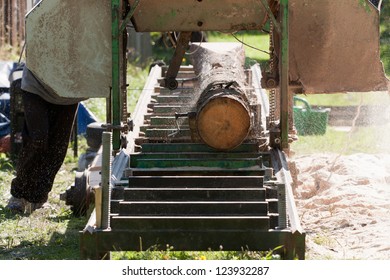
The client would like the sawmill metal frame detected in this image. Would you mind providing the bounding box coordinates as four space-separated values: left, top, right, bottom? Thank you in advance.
79 0 305 260
80 64 306 260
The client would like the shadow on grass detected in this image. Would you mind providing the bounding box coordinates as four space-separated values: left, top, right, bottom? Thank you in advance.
0 206 87 260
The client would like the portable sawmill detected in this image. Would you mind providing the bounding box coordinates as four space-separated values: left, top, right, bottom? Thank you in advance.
23 0 388 259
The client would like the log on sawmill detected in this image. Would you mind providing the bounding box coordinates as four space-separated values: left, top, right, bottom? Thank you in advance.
189 43 252 151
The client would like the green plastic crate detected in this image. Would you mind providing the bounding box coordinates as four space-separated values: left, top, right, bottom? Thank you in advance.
293 96 330 135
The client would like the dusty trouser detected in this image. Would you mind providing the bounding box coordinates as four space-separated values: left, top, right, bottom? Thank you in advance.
10 91 78 204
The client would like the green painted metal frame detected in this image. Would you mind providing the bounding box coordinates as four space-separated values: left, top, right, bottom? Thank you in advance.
80 229 305 260
280 0 289 149
111 0 121 151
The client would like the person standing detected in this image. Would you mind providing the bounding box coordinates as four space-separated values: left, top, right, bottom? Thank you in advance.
6 66 85 214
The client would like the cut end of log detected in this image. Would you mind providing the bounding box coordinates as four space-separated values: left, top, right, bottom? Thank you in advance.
196 96 251 150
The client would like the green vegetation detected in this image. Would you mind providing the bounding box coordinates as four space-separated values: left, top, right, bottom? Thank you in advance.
207 31 270 67
297 91 390 107
113 246 281 260
291 123 390 155
127 64 150 114
82 65 149 122
0 45 20 61
0 147 85 260
380 3 390 75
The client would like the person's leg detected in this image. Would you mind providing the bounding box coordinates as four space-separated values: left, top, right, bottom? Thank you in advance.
35 102 78 201
10 91 50 203
9 92 78 213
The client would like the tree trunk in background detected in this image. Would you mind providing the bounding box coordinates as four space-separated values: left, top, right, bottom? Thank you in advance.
18 0 25 46
0 0 27 49
11 0 18 46
0 0 4 46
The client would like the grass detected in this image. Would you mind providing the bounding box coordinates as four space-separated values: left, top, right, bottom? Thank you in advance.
0 44 20 61
297 91 390 107
380 3 390 75
113 246 281 260
291 123 390 155
207 31 270 67
0 146 86 260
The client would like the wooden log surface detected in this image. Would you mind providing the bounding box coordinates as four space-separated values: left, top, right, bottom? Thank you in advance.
197 94 251 150
190 43 251 150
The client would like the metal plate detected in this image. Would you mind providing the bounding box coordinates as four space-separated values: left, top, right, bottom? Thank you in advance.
26 0 112 98
129 0 268 32
289 0 389 93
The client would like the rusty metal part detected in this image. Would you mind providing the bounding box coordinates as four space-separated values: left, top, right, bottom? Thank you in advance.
260 0 280 33
287 0 388 93
269 88 278 124
60 170 93 217
162 32 192 90
120 0 140 33
128 0 269 32
262 19 279 89
262 0 388 93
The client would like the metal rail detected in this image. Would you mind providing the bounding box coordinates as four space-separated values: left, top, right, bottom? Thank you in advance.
111 0 121 151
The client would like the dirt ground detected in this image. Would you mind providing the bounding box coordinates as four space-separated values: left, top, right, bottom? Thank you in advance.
291 153 390 260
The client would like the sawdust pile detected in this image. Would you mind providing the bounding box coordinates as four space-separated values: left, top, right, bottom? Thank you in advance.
292 153 390 259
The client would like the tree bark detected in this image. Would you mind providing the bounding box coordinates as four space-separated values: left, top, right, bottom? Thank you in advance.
0 0 4 45
7 0 11 44
190 43 251 150
0 0 26 48
11 0 18 46
18 0 25 44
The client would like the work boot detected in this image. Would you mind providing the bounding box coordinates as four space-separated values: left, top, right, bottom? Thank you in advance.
6 196 28 214
25 202 45 215
6 196 45 214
